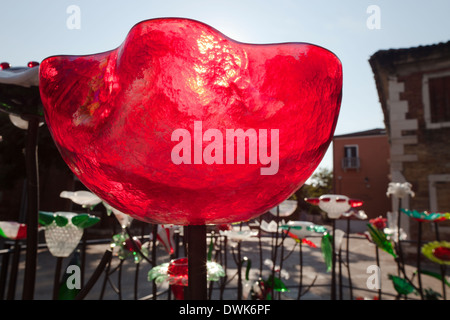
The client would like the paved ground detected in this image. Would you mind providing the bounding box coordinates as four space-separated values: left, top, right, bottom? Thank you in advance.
5 227 448 301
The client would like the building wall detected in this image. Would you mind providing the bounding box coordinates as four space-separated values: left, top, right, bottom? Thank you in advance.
370 43 450 240
396 65 450 212
333 134 391 219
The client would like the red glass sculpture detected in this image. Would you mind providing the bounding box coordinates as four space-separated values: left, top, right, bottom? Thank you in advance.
167 257 189 300
39 18 342 225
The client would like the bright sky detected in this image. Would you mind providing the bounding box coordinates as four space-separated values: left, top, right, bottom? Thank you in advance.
1 0 449 173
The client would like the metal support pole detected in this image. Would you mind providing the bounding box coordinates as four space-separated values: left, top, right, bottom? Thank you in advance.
22 117 40 300
185 225 207 300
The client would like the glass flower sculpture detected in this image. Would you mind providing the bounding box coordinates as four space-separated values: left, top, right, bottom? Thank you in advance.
39 211 100 257
421 241 450 265
0 221 27 240
60 190 102 210
148 257 225 299
269 200 297 217
384 211 407 242
103 201 133 229
155 224 179 255
366 217 397 258
279 221 327 247
401 208 450 223
386 182 415 199
110 233 149 263
39 17 343 225
306 194 363 219
341 210 367 220
256 219 285 233
320 229 345 272
219 227 258 247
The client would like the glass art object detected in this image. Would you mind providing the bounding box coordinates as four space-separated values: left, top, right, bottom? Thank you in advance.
39 18 343 225
366 222 397 258
341 210 367 220
110 233 149 263
219 227 258 246
257 219 285 233
39 211 100 257
156 224 178 255
306 194 363 219
421 241 450 265
386 182 415 199
279 221 326 247
401 208 450 223
269 200 297 217
148 257 225 299
0 221 27 240
384 211 407 242
103 201 133 229
60 190 102 210
388 274 416 296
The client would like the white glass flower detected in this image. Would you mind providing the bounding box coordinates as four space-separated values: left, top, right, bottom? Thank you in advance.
269 200 297 217
60 190 102 209
306 194 363 219
103 201 133 229
342 210 368 220
39 211 100 257
386 182 415 199
384 211 407 242
219 228 258 242
279 221 327 239
255 219 286 233
0 221 27 240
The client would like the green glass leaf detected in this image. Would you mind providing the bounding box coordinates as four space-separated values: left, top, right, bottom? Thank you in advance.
207 236 214 261
54 215 69 227
367 223 397 258
321 233 333 272
71 214 100 228
243 257 252 281
388 274 415 295
416 269 450 287
38 211 55 226
265 275 289 292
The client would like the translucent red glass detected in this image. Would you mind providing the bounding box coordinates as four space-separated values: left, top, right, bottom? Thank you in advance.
433 247 450 262
39 18 342 225
0 62 10 70
27 61 39 68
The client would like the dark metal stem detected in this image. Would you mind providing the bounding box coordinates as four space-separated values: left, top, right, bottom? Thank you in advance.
185 225 207 300
22 117 40 300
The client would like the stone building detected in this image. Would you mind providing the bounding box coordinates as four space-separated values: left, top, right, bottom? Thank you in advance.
369 41 450 239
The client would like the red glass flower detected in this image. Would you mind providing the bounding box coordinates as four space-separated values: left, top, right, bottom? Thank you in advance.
167 258 188 300
369 216 387 230
39 18 342 225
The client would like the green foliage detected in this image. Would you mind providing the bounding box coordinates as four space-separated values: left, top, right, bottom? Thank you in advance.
303 167 333 198
296 167 333 216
